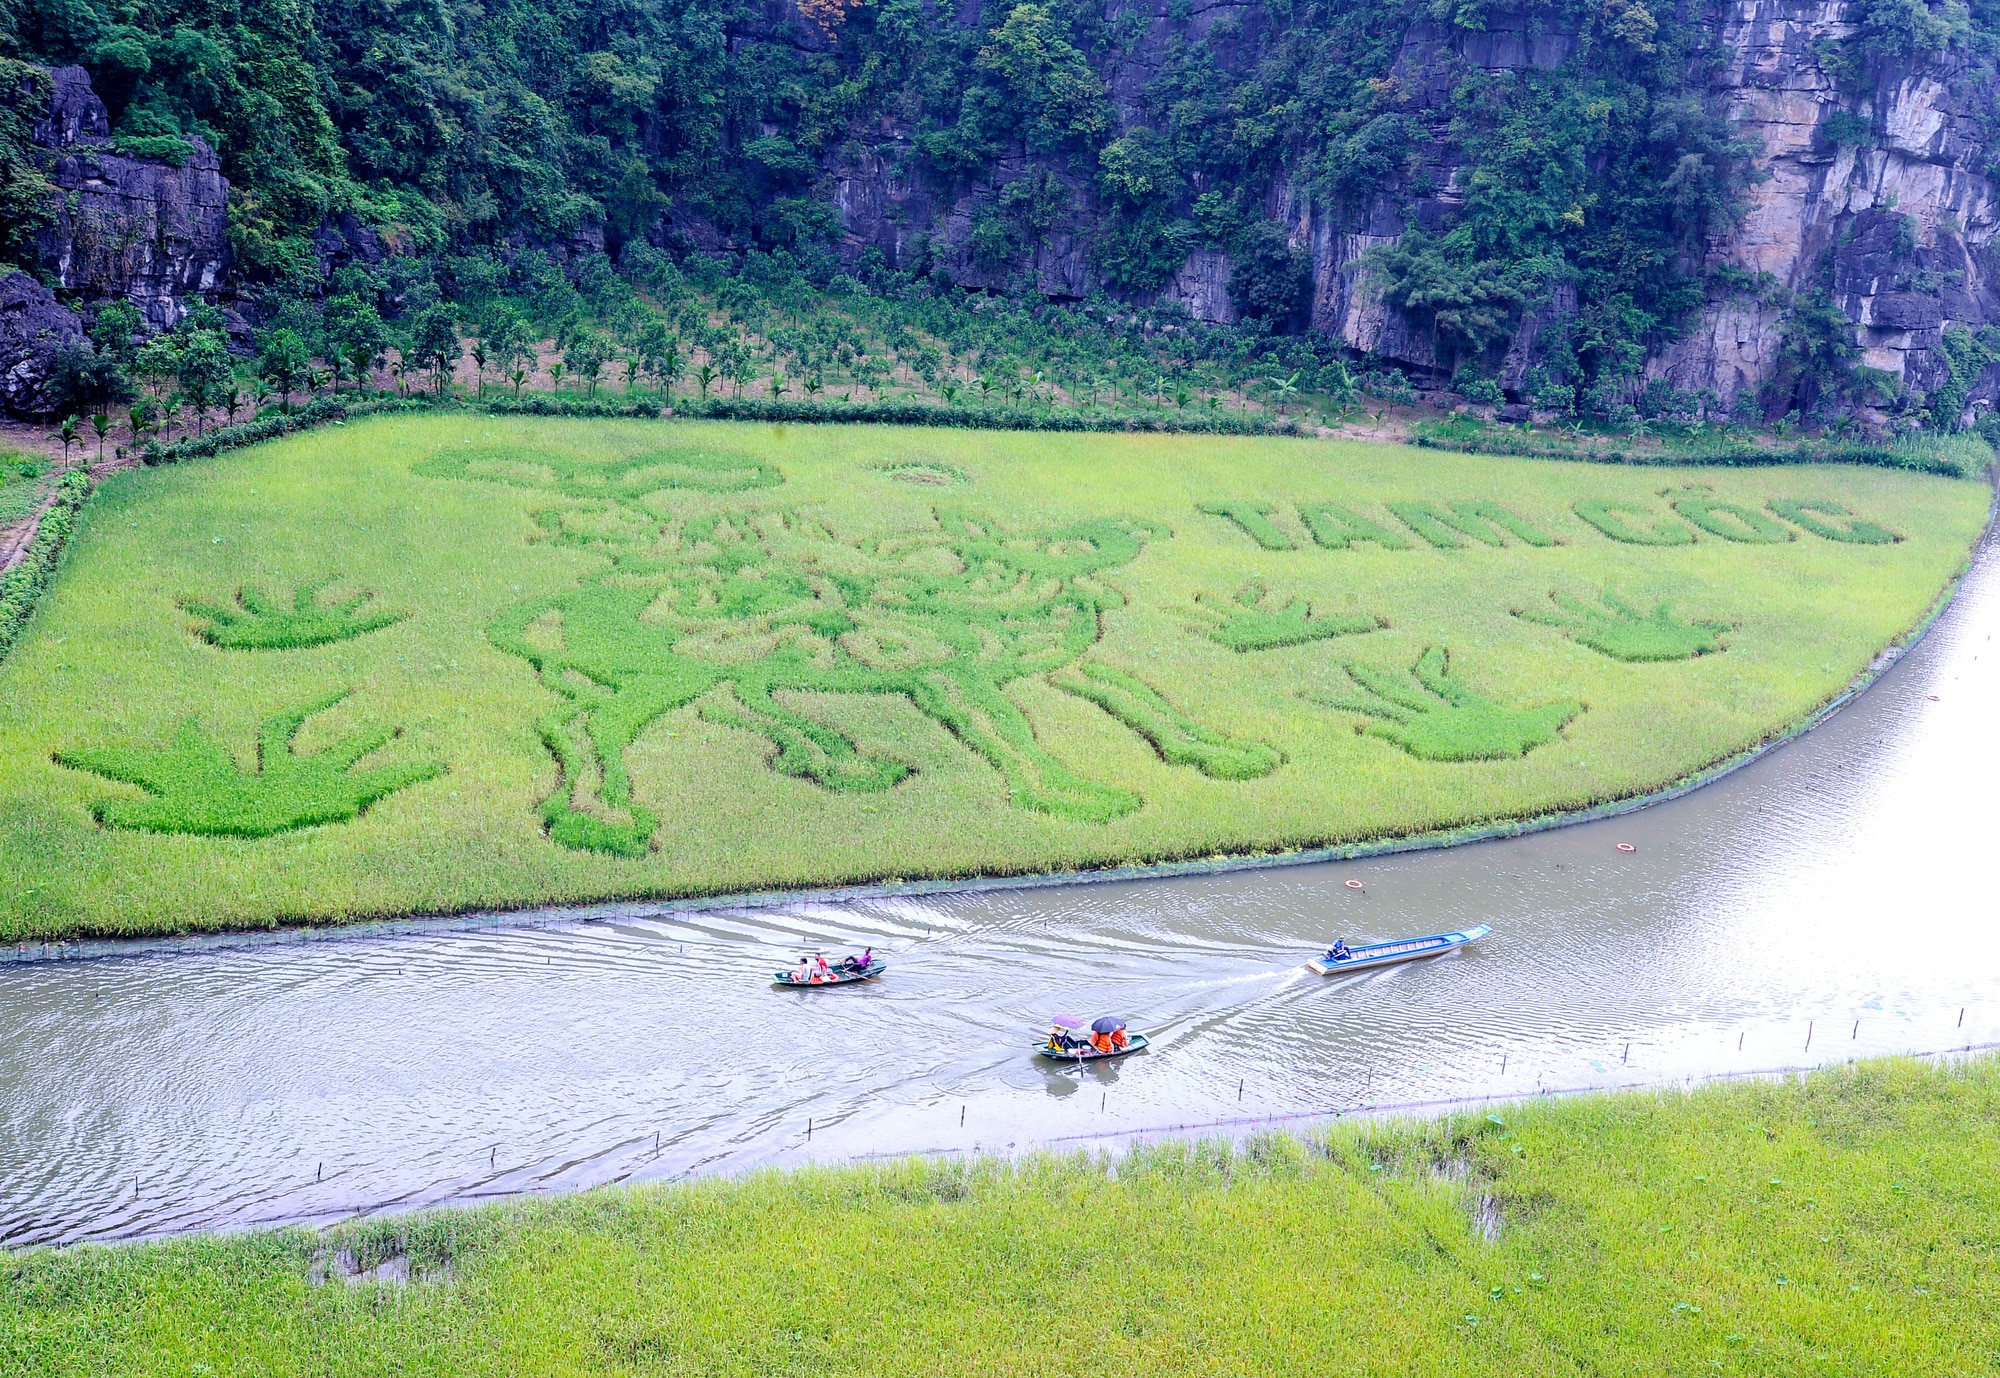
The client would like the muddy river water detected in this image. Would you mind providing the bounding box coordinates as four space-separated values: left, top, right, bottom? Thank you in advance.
4 523 1996 1248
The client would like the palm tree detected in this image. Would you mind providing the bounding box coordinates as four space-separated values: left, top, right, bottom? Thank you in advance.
804 371 823 401
623 357 639 395
223 386 242 427
1266 370 1302 414
770 371 790 399
1173 384 1192 410
324 346 347 396
548 362 565 394
510 367 527 398
160 396 183 442
50 415 80 471
470 342 488 396
90 412 110 462
694 363 717 398
940 378 960 405
252 379 272 417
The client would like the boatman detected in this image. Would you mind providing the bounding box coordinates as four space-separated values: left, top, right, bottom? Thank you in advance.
1324 939 1352 963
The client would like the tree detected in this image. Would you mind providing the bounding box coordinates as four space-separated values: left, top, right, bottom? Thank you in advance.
470 341 489 395
43 341 135 419
89 300 144 368
694 362 716 397
176 329 234 435
323 295 388 390
510 367 528 397
257 329 309 409
49 415 80 472
408 304 461 395
563 331 613 397
1230 223 1313 332
90 412 110 460
223 386 243 426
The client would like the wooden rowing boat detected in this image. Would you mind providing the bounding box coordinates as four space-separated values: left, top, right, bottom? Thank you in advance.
1305 925 1491 975
1036 1032 1150 1062
772 962 886 987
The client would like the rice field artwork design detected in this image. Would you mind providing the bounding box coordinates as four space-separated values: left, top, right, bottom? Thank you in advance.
1308 648 1584 761
0 413 1984 940
1190 578 1383 651
485 501 1272 854
1514 589 1731 662
181 578 407 650
55 691 442 837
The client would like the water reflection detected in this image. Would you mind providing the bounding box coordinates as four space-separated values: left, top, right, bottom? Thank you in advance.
2 520 1995 1247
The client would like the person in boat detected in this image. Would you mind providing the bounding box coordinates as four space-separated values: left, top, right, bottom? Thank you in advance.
791 955 812 984
813 952 833 982
844 946 874 973
1324 939 1352 963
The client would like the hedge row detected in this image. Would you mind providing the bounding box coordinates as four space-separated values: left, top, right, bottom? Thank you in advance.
142 395 437 465
0 470 92 666
1409 420 1995 479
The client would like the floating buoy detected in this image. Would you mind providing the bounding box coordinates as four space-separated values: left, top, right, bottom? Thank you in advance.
1344 878 1364 890
1928 694 1941 701
1616 842 1636 853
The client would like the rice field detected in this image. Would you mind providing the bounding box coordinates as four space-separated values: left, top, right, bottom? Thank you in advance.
4 1055 1993 1375
0 414 1986 940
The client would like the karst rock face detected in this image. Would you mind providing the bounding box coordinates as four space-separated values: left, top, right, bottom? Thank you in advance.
819 1 2000 416
32 65 231 333
0 270 86 416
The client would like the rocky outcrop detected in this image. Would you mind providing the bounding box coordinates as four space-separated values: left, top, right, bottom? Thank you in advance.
0 271 86 415
31 66 231 332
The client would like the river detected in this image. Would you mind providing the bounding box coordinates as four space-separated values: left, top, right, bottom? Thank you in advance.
3 521 1995 1248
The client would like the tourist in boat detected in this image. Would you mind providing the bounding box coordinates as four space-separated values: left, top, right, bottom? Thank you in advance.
791 955 812 984
814 952 833 982
1090 1016 1128 1053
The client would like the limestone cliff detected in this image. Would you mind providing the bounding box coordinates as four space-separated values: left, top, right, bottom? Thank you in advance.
31 66 231 332
816 0 2000 419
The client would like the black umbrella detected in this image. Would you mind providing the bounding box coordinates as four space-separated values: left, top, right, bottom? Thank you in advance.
1091 1016 1126 1033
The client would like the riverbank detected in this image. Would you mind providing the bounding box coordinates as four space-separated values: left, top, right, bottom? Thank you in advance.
4 1054 1990 1374
0 414 1988 943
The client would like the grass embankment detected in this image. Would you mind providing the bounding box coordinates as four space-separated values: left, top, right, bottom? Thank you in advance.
4 1057 1994 1374
0 414 1988 940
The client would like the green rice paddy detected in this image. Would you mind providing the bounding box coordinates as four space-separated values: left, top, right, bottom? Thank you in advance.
4 1056 1992 1375
0 415 1986 940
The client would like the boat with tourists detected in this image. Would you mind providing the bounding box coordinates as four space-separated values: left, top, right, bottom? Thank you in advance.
1038 1014 1148 1061
1306 925 1492 976
772 948 886 987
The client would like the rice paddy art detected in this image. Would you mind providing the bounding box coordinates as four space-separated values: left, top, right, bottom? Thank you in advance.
1309 648 1583 761
1191 578 1383 651
485 500 1274 854
1 412 1982 940
55 691 442 837
1515 589 1731 662
181 578 407 650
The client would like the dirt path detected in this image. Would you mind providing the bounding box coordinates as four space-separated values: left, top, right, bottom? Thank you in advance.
0 447 132 575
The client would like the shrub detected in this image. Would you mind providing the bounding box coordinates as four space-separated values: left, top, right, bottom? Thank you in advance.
0 470 92 666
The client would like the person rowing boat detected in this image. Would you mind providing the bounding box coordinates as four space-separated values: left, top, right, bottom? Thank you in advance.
1322 939 1352 964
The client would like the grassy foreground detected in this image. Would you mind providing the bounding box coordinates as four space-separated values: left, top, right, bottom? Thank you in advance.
0 415 1988 939
4 1057 1994 1374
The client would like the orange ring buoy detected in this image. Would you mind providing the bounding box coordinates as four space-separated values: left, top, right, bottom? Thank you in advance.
1617 842 1636 853
1344 879 1364 890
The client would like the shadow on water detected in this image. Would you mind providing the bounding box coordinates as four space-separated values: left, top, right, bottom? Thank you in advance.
4 523 1999 1246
